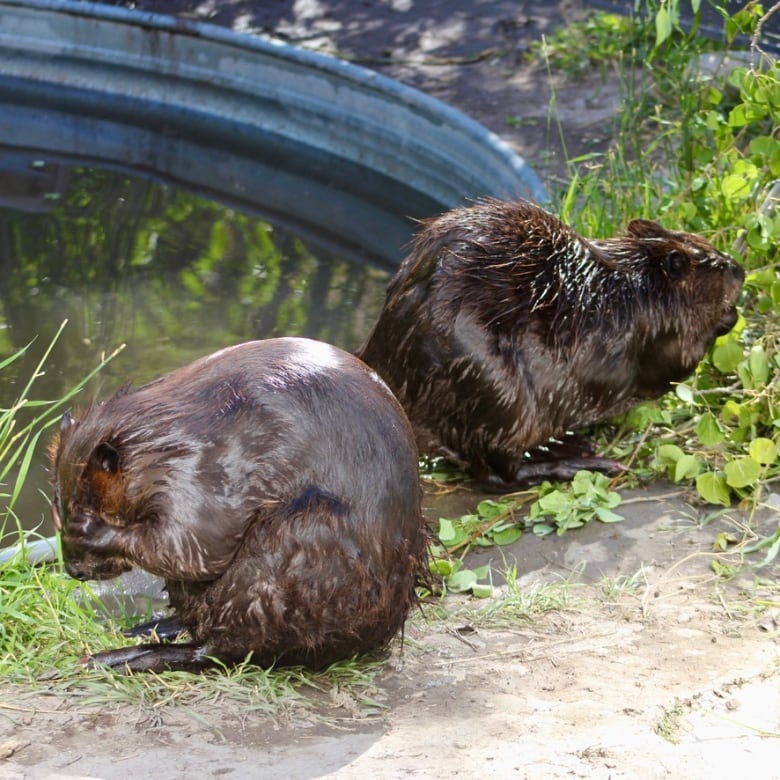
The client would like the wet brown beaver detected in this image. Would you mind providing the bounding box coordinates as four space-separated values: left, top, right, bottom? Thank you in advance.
50 337 426 673
358 198 744 490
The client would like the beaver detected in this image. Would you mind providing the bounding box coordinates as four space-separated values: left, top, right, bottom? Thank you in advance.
357 198 744 490
50 337 426 673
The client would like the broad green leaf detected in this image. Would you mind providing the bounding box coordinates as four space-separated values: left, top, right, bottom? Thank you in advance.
721 173 751 199
728 102 768 127
491 526 523 546
748 437 777 465
712 341 743 374
749 135 779 158
749 345 769 386
430 558 457 577
675 383 695 404
658 444 685 463
724 456 761 488
696 472 731 506
594 506 624 524
696 412 724 446
674 454 701 482
471 583 493 599
476 499 509 519
556 514 584 533
446 569 478 593
437 518 458 545
536 490 571 514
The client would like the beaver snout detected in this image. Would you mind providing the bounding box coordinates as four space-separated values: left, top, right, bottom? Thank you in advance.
715 307 740 337
64 560 91 581
64 557 131 580
714 262 744 337
62 541 131 581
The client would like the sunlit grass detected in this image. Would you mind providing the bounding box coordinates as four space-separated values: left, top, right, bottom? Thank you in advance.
0 541 392 723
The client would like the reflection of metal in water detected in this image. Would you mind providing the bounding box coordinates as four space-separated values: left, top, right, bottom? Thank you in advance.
0 155 71 214
87 569 169 623
0 535 58 564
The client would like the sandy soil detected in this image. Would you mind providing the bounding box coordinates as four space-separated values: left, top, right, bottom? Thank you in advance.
2 483 779 779
1 2 778 778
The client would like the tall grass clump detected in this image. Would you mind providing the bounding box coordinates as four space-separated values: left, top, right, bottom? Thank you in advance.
0 322 125 682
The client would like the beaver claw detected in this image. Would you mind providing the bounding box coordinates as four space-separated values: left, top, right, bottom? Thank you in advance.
122 615 186 641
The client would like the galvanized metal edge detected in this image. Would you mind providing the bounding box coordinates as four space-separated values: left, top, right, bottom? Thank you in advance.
0 0 548 207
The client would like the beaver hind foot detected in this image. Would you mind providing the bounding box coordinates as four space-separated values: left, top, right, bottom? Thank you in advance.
482 434 626 492
82 643 217 674
122 615 186 641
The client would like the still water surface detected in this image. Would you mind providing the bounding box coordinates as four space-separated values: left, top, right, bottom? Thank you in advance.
0 152 420 534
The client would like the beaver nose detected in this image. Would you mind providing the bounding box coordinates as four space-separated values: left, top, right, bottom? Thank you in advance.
64 560 90 581
714 308 739 337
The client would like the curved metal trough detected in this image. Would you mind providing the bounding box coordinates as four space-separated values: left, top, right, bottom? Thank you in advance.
0 0 547 266
0 0 547 564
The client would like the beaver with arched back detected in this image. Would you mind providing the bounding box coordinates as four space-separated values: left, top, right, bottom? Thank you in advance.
357 198 744 490
50 337 426 673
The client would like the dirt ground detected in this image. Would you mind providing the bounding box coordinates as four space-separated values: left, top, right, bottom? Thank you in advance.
2 484 779 779
1 1 779 778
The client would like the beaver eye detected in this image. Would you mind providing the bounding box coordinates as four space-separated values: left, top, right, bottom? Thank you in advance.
663 251 689 280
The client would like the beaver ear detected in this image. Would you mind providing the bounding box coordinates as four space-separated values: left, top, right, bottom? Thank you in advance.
626 219 670 239
89 441 121 473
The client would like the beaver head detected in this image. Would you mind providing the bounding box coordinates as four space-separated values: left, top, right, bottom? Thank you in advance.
50 411 135 581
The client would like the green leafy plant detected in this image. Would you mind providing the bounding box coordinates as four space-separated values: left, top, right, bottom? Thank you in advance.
429 471 624 597
530 10 648 78
527 470 624 536
542 2 780 517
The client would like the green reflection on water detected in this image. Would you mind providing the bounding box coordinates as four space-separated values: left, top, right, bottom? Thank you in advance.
0 160 393 530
